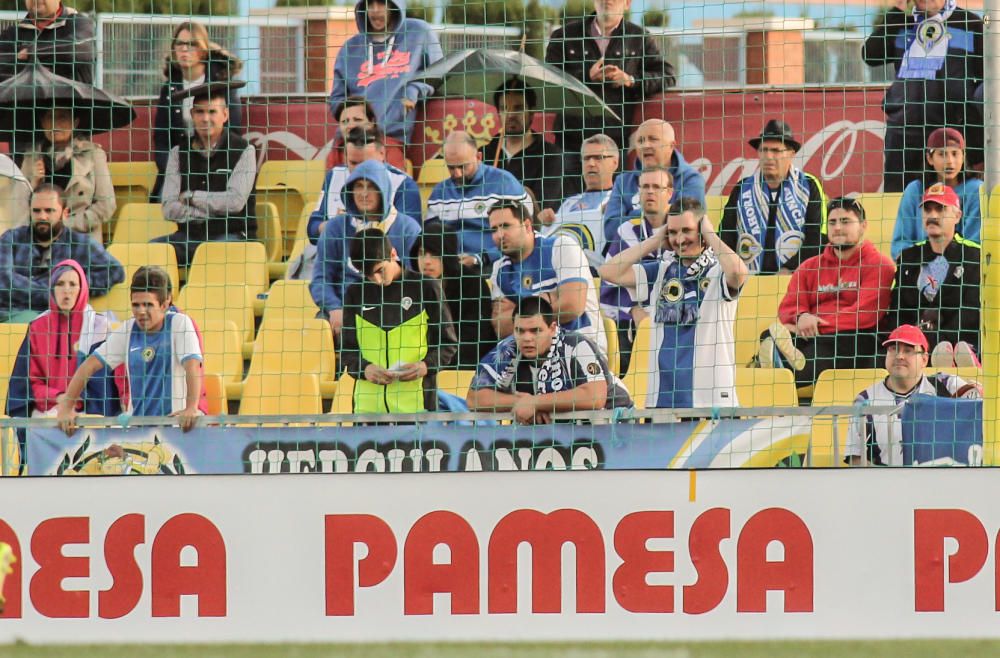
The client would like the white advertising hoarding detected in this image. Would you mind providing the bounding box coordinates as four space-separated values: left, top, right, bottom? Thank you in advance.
0 470 998 643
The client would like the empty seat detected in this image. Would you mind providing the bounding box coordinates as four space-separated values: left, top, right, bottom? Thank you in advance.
733 274 792 368
331 372 355 420
622 317 652 409
0 324 28 413
256 159 326 254
854 193 902 258
186 241 269 300
108 161 157 219
202 372 228 415
175 284 256 355
810 368 889 467
238 317 337 399
602 315 619 376
111 203 176 245
197 319 243 391
734 367 798 407
437 370 475 400
705 195 727 220
256 201 284 264
261 279 320 326
239 372 322 415
94 243 180 319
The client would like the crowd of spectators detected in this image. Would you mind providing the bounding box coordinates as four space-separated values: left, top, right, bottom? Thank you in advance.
0 0 985 446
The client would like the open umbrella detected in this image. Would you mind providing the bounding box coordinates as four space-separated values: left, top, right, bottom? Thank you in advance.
0 63 135 136
412 49 621 123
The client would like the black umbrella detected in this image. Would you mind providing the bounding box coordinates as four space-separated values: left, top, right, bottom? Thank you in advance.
0 63 135 136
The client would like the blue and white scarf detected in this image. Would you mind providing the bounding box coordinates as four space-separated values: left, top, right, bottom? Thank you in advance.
899 0 958 80
737 168 811 273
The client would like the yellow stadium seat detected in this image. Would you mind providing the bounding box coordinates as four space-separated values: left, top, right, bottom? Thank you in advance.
854 193 902 259
256 159 326 254
705 195 726 220
417 157 448 187
198 319 243 388
108 161 157 220
437 369 475 399
239 372 322 416
111 203 176 245
331 372 355 420
927 366 983 381
734 274 792 368
238 317 337 400
0 414 19 476
603 315 619 376
95 243 181 319
735 367 798 407
622 317 652 409
255 201 284 264
176 284 256 357
185 241 269 300
261 279 320 326
809 368 889 467
0 324 28 413
202 372 228 416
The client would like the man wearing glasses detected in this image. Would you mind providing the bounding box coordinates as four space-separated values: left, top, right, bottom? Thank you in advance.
720 120 827 275
845 324 980 466
539 134 620 269
760 197 896 388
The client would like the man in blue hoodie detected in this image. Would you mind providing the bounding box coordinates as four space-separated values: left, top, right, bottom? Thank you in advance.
602 119 705 245
329 0 443 145
310 160 422 338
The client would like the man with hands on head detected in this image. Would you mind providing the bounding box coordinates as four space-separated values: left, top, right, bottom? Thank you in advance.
600 203 748 408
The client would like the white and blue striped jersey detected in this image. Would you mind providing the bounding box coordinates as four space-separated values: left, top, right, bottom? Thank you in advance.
542 189 612 269
96 311 202 417
633 250 740 409
490 233 606 353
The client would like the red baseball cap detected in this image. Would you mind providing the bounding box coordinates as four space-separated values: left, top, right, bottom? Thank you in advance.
882 325 929 352
926 127 966 151
920 183 961 209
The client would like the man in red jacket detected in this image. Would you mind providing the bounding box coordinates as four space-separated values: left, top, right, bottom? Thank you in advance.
759 197 896 388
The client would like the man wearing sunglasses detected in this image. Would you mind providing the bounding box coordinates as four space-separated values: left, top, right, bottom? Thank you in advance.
761 197 896 388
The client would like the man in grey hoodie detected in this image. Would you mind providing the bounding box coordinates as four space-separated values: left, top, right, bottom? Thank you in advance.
329 0 443 145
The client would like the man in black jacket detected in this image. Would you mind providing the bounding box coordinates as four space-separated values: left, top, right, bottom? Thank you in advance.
862 0 983 192
481 78 578 212
155 81 256 267
544 0 675 156
0 0 95 83
886 183 980 364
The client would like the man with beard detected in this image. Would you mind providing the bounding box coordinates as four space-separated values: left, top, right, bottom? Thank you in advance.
599 202 748 409
761 197 896 388
426 131 531 267
0 183 123 322
481 78 578 212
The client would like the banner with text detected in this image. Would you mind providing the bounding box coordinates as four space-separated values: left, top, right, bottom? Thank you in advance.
1 470 999 643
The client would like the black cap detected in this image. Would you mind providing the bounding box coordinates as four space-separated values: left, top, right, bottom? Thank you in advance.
169 80 246 104
748 119 801 153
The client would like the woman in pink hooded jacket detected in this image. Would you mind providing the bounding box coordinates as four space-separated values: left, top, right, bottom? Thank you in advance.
25 259 118 417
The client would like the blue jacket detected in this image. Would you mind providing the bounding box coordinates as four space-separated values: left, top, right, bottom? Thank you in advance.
602 149 705 243
310 160 422 313
892 177 982 259
0 226 124 314
329 0 443 141
425 164 532 263
308 162 422 244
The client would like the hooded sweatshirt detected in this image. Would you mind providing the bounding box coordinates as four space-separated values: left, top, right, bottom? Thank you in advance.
778 241 896 334
310 160 422 313
329 0 443 141
25 259 118 413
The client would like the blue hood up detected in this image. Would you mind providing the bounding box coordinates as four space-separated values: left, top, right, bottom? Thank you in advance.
341 160 394 220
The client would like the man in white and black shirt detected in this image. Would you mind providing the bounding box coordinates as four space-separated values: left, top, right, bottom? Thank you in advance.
846 324 980 466
467 296 631 425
